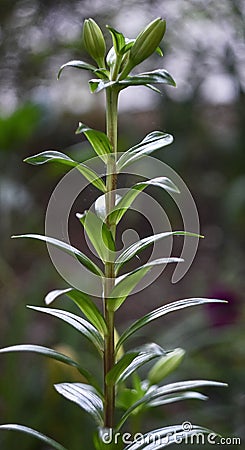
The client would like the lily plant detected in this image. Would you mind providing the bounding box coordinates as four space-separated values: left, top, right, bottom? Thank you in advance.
0 18 227 450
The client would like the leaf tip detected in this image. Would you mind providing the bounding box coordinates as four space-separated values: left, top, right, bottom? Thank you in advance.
76 212 86 220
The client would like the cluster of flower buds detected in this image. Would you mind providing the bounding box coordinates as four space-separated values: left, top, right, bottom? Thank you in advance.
83 17 166 80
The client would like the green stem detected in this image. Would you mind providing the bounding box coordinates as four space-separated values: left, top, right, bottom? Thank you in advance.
103 86 119 428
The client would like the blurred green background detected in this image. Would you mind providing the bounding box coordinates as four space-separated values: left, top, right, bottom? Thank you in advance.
0 0 244 449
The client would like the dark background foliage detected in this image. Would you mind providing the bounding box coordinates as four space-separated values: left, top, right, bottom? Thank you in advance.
0 1 244 449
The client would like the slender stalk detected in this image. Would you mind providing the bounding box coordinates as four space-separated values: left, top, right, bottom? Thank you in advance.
103 86 119 428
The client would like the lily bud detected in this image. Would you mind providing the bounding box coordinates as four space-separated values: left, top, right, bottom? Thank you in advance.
148 348 185 384
119 18 166 79
83 18 106 67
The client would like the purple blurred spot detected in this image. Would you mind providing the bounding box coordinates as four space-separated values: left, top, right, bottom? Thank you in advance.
206 286 240 327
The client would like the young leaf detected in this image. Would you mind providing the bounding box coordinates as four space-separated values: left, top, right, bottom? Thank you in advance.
118 380 227 431
106 343 166 385
117 131 174 171
76 210 115 262
107 258 183 311
106 26 125 54
54 383 103 426
76 123 112 162
24 150 106 192
116 298 227 352
12 234 104 276
27 306 104 354
57 60 97 79
108 177 180 226
0 344 98 389
115 232 201 273
45 287 108 337
0 424 67 450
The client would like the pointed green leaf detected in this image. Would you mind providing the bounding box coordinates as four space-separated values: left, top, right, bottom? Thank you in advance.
156 46 163 57
148 391 208 407
107 258 182 311
0 344 80 368
0 344 98 389
116 298 227 352
119 69 176 88
54 382 103 426
117 131 174 171
57 59 97 79
106 26 125 54
24 150 106 193
115 231 202 273
106 343 166 385
0 424 67 450
122 425 215 449
108 177 180 226
45 287 108 337
12 234 103 276
76 122 112 162
27 306 104 354
76 210 115 262
118 380 227 431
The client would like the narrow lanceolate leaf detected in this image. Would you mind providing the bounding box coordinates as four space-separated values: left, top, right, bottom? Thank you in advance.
88 68 175 95
24 151 106 193
115 232 201 273
117 131 174 171
0 425 67 450
148 391 208 407
118 69 176 88
107 258 183 311
116 298 227 352
12 234 103 277
0 344 98 389
45 287 107 337
106 343 166 385
76 210 115 262
57 60 97 79
118 380 227 431
27 306 104 354
76 122 112 163
122 425 214 450
55 383 103 426
108 177 179 226
106 26 125 54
